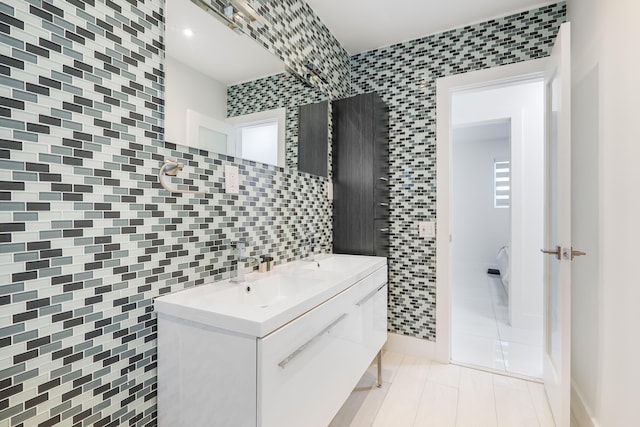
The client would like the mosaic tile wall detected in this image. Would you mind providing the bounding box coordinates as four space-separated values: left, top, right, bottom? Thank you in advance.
205 0 350 99
227 72 327 171
246 0 350 99
350 2 566 340
0 0 339 426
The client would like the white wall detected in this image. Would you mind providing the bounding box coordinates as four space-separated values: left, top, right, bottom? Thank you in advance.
165 56 228 145
452 82 544 329
452 124 510 279
568 1 640 425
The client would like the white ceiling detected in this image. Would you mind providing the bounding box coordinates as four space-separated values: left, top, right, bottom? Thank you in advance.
305 0 555 54
166 0 284 86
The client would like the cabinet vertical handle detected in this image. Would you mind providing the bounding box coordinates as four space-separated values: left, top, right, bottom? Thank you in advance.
356 283 387 306
278 313 348 369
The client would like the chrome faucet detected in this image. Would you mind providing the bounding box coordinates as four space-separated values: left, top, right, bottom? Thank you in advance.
301 234 320 267
230 241 259 283
300 235 312 259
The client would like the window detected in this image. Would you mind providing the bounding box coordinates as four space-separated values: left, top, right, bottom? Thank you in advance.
494 160 510 208
237 121 279 166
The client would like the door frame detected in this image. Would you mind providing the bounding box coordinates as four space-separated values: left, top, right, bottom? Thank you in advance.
434 58 547 363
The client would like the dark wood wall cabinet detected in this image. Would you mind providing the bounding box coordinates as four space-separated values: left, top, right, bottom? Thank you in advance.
332 92 389 257
298 100 328 177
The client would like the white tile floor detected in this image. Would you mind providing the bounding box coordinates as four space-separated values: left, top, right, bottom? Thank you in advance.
330 351 556 427
451 269 543 378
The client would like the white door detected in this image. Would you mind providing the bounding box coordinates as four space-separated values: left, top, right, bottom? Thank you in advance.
541 22 575 427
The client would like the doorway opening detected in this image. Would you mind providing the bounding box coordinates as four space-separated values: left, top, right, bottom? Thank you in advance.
449 80 544 378
435 59 547 378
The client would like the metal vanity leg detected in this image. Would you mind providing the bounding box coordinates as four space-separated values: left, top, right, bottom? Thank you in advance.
376 350 382 388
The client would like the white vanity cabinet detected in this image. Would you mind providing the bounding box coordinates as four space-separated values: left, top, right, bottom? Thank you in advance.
157 255 387 427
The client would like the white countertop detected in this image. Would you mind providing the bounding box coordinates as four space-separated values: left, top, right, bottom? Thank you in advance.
154 254 387 337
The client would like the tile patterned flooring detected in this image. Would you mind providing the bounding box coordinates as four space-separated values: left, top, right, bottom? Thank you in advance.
330 351 556 427
452 271 543 378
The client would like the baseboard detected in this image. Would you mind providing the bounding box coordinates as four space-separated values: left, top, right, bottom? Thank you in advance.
384 333 441 360
571 381 600 427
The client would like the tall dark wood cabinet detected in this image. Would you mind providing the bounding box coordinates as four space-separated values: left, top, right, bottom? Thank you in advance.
298 100 328 177
332 92 389 257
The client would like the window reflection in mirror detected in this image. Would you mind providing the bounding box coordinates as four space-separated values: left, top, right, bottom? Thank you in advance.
186 107 286 167
240 122 278 165
228 108 286 167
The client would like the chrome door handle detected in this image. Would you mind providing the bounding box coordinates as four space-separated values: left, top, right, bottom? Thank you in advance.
564 247 587 260
541 245 562 260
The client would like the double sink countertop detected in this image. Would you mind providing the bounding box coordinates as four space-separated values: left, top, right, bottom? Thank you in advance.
154 254 386 338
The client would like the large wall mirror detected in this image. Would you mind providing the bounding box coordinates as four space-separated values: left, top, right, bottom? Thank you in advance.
165 0 328 171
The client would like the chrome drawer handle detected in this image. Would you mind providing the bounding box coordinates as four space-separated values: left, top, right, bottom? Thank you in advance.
356 283 387 306
379 228 389 232
278 313 348 369
378 203 388 206
379 177 388 181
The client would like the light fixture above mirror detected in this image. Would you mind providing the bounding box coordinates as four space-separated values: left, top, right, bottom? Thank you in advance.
193 0 265 32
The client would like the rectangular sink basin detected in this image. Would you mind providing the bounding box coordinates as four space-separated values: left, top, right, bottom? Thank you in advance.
298 255 372 271
205 274 319 308
284 255 383 285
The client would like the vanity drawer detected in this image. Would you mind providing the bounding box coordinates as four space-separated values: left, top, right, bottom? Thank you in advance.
257 265 387 427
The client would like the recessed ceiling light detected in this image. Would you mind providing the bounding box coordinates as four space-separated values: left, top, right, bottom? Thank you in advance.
183 28 194 37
